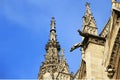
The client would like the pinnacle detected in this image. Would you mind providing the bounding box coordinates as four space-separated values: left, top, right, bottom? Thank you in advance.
85 2 92 15
82 2 98 35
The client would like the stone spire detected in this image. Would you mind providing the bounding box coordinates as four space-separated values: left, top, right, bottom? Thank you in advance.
82 2 98 35
38 17 61 79
46 17 60 52
50 17 56 41
38 17 72 80
45 17 61 63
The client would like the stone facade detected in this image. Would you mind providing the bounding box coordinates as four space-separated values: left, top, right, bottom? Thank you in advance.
73 1 120 80
38 0 120 80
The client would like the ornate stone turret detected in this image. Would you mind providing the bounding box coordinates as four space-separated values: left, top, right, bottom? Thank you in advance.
45 17 61 65
38 17 61 80
38 17 72 80
70 3 98 52
46 17 60 52
82 2 98 36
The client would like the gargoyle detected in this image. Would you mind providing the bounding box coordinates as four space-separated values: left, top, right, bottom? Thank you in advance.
70 43 82 52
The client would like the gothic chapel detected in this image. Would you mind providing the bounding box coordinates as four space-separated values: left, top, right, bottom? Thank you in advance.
38 0 120 79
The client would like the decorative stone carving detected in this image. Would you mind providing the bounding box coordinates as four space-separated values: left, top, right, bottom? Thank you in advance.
89 37 105 46
107 29 120 78
106 65 115 78
39 17 72 80
82 2 98 36
45 41 61 52
112 2 120 12
70 43 82 52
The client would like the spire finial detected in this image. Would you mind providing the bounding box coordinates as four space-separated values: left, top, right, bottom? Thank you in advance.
85 2 91 15
49 17 57 41
51 17 56 30
86 2 90 7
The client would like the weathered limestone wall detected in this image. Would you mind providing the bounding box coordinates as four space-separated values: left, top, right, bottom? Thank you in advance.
85 43 105 79
103 13 120 67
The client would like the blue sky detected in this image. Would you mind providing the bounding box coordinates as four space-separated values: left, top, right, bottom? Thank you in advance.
0 0 111 79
